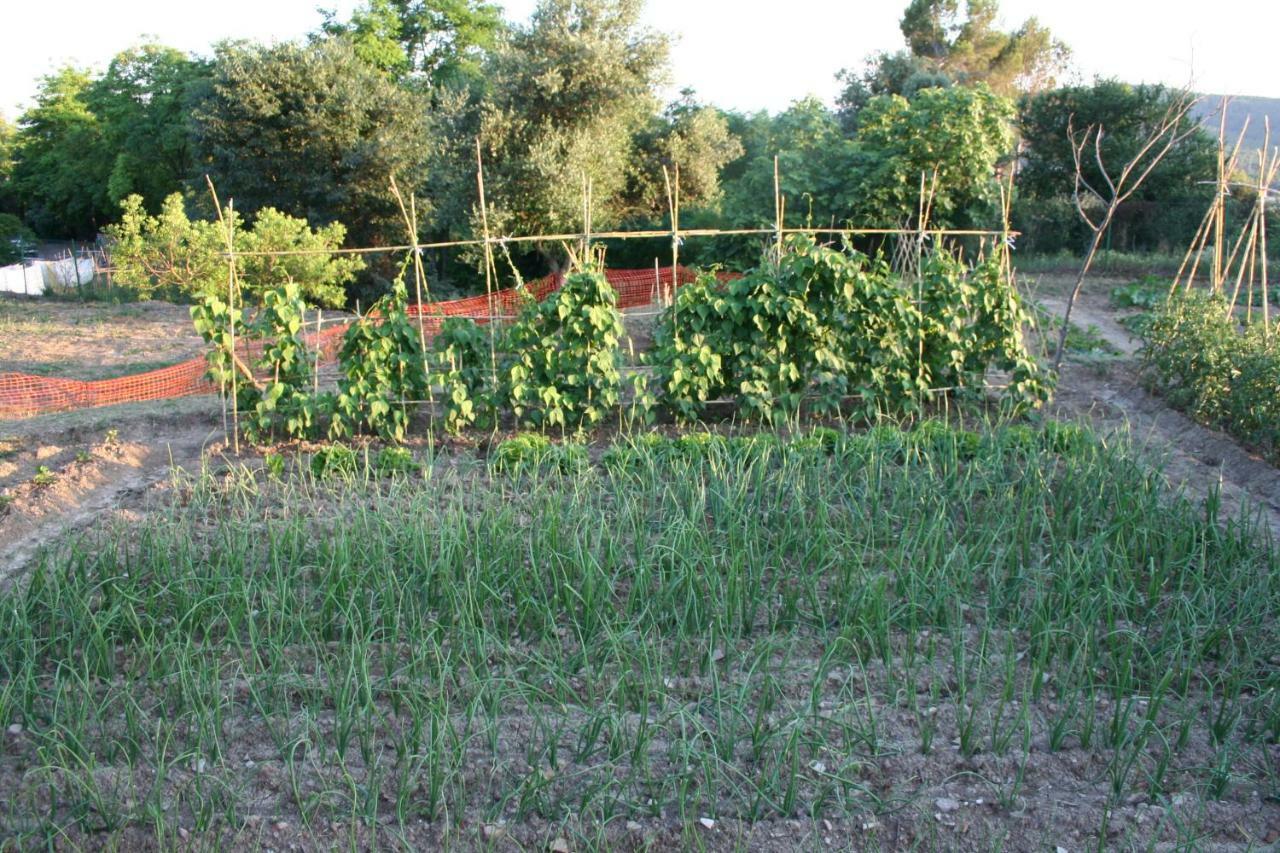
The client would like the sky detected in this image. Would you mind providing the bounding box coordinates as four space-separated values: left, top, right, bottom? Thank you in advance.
1 0 1275 121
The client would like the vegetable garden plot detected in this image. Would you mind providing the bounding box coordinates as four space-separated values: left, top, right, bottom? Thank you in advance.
1 424 1276 849
183 235 1050 444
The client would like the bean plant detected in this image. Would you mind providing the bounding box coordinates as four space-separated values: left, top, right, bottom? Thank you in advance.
650 236 1048 423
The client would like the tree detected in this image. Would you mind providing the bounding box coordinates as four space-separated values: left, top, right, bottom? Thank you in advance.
0 115 16 217
10 67 109 237
1017 80 1216 253
849 84 1014 228
1018 81 1215 203
320 0 504 86
837 0 1067 131
1050 88 1204 370
0 213 36 265
720 98 849 230
628 90 743 217
189 39 434 250
473 0 669 266
87 44 207 214
105 192 363 307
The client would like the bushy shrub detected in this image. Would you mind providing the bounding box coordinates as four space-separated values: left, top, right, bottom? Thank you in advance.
310 444 359 479
1140 292 1279 462
108 193 361 306
490 433 587 475
374 446 418 475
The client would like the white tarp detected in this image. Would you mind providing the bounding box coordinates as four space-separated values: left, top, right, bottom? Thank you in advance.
0 258 96 296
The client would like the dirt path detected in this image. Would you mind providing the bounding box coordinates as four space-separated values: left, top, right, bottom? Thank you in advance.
1041 294 1280 542
0 400 221 586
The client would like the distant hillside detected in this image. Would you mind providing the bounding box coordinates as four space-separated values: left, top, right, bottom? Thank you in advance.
1192 95 1280 171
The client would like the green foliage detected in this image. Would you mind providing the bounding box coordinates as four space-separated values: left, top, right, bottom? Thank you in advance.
837 0 1068 130
189 39 432 250
107 193 362 306
191 281 319 445
1139 292 1280 463
473 0 668 255
1110 276 1170 309
490 433 587 475
9 68 107 238
502 271 624 430
263 451 286 479
431 316 497 433
1015 80 1215 253
628 91 744 216
0 213 36 265
849 84 1014 228
651 237 1047 423
716 85 1015 239
319 0 505 86
31 465 57 487
375 445 419 475
649 272 731 422
490 432 552 473
331 279 431 442
310 444 359 479
89 44 207 214
250 283 319 442
1040 420 1094 455
8 47 204 238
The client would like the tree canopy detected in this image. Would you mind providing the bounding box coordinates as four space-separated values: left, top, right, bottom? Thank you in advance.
319 0 505 86
472 0 669 260
188 39 434 248
838 0 1067 130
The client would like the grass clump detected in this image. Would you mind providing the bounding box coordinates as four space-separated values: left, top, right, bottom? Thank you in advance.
309 444 359 479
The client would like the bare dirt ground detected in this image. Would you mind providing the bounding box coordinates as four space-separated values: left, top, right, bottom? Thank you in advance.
0 397 222 586
1029 274 1280 542
0 297 204 380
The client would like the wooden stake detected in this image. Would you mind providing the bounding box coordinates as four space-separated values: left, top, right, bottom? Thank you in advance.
206 176 240 455
475 139 499 386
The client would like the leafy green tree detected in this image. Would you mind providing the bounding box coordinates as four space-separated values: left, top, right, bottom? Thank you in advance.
106 192 362 306
87 44 206 213
720 97 850 230
320 0 504 86
10 67 109 237
628 90 744 216
0 213 36 265
189 39 434 250
0 115 15 213
473 0 669 266
838 0 1067 130
849 84 1014 228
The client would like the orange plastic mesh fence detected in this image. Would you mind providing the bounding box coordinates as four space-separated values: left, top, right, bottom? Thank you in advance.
0 266 706 419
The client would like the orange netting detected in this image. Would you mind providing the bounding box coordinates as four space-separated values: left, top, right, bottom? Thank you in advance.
0 266 706 418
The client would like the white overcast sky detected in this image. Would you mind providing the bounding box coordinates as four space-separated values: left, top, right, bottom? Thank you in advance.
1 0 1274 121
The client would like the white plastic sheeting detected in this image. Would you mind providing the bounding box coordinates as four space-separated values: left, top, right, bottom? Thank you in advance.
0 258 96 296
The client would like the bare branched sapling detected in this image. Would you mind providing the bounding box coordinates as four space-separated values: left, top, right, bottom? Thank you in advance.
1053 89 1203 370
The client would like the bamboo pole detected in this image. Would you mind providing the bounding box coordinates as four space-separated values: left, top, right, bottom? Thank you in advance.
475 139 499 386
662 165 681 343
206 176 239 455
389 175 434 414
221 225 1016 259
773 156 784 267
1259 122 1273 333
